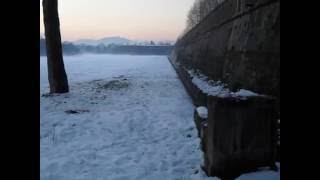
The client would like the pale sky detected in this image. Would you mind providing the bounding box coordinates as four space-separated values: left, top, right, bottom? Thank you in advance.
40 0 194 41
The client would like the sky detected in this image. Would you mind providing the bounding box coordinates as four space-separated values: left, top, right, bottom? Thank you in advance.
40 0 195 42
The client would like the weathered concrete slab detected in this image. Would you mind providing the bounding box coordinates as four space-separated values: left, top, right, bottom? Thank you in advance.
204 95 277 179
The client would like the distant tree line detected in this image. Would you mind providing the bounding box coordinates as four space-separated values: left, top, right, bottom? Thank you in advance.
84 44 174 55
40 39 174 56
41 38 80 56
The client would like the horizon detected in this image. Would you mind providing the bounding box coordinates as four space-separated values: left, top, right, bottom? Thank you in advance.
40 34 176 43
40 0 194 42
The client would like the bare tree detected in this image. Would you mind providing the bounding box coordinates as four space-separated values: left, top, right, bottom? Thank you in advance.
42 0 69 93
181 0 225 37
186 0 201 31
199 0 220 19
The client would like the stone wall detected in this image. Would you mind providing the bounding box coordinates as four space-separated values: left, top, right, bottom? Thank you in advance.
169 0 280 178
171 0 280 112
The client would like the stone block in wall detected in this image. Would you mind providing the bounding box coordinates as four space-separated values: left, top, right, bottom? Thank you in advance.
203 95 277 179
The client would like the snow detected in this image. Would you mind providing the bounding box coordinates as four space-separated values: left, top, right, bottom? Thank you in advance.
41 54 204 180
188 69 229 97
233 89 259 97
237 171 279 180
188 69 260 98
237 163 280 180
40 54 280 180
196 106 208 119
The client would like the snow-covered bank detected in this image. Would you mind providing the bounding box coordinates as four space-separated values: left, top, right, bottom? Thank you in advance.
40 54 279 180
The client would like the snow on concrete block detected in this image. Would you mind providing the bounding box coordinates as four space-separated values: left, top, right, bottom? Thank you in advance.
196 106 208 119
187 69 263 99
233 89 259 97
194 106 208 137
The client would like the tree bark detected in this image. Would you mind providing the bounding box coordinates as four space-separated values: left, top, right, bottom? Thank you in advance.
42 0 69 93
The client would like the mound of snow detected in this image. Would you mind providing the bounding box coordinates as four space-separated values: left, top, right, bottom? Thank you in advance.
196 106 208 119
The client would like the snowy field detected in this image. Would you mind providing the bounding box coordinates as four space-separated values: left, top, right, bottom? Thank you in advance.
40 54 280 180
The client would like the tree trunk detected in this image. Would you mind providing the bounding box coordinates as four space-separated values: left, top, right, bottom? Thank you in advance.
42 0 69 93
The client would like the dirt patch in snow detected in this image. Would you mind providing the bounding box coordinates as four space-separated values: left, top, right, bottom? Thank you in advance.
98 80 130 90
65 109 90 114
86 78 131 92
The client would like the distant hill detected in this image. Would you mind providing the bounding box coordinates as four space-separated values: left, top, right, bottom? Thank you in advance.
73 36 133 46
40 35 175 56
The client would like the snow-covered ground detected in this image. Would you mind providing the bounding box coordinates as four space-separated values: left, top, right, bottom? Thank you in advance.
40 54 280 180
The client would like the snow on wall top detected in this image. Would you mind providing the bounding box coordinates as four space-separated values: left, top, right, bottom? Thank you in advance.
188 69 260 98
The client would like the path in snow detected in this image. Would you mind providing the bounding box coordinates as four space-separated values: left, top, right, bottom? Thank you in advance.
40 54 280 180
